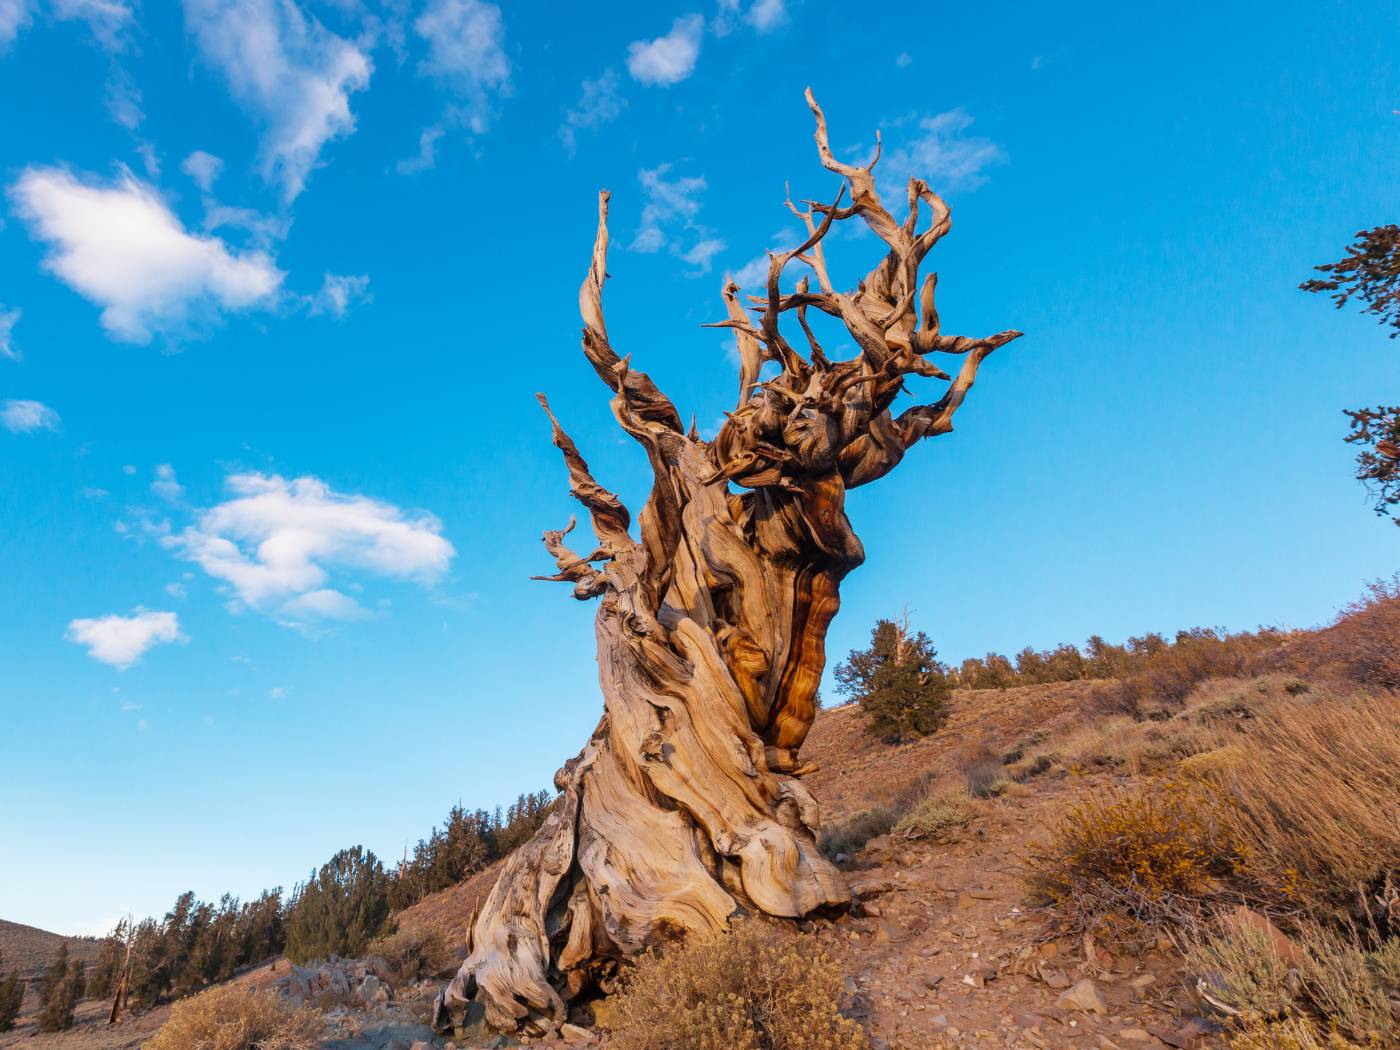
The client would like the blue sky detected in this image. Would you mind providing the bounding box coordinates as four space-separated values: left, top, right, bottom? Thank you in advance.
1 0 1397 935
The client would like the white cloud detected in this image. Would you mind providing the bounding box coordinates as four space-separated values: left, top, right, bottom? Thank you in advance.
626 14 702 87
66 609 185 669
679 237 725 274
0 0 34 50
9 167 284 343
181 150 224 192
165 581 187 599
182 0 372 202
744 0 785 32
632 163 705 252
727 254 769 289
269 685 287 698
52 0 135 50
166 471 456 626
414 0 509 133
630 163 724 274
396 125 443 175
895 51 912 68
105 67 143 128
309 272 370 318
0 305 19 361
559 68 625 156
122 463 136 475
881 109 1005 192
152 463 184 502
2 399 59 433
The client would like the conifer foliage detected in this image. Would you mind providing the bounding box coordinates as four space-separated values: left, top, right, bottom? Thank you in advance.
284 847 391 964
37 945 83 1033
835 614 952 743
0 950 24 1032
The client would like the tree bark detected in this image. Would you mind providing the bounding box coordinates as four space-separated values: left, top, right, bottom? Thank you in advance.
434 90 1022 1038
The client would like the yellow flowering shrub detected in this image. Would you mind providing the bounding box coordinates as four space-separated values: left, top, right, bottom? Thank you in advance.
1025 779 1237 935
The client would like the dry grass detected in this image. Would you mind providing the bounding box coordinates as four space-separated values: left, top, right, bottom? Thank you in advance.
891 788 974 840
1186 919 1398 1046
1226 1017 1366 1050
1209 693 1400 920
143 984 322 1050
954 741 1005 798
1025 779 1238 938
604 918 868 1050
1183 920 1295 1020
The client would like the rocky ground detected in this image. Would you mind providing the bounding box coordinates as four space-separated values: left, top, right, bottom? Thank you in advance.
814 775 1218 1049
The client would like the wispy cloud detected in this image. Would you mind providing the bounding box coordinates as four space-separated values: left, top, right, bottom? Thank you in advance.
559 68 625 156
182 0 372 202
713 0 786 36
9 166 284 343
881 109 1005 193
396 126 443 176
165 471 456 628
0 305 19 361
0 0 34 51
626 14 703 87
151 463 184 503
2 399 60 433
180 150 223 192
66 608 185 669
630 163 725 275
413 0 510 134
52 0 135 50
309 272 370 318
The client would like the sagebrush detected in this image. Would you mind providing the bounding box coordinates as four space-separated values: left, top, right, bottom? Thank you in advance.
144 984 323 1050
603 918 868 1050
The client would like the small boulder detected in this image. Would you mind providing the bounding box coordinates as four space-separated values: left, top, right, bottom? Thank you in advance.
1056 978 1108 1015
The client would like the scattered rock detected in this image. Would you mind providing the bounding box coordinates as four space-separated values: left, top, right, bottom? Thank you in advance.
1056 978 1108 1015
1118 1029 1153 1042
1037 965 1072 989
1221 905 1302 965
560 1022 594 1042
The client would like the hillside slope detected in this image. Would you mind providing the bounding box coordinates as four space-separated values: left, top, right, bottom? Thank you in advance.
0 919 102 979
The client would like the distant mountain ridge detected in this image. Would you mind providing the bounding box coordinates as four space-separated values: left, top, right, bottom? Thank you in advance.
0 918 102 980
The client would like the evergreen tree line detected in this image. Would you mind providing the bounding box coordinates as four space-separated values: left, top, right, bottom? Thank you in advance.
947 625 1284 694
387 790 555 910
835 615 1289 746
61 788 555 1020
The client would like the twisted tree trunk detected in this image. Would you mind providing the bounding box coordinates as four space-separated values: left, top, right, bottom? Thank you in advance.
434 90 1022 1038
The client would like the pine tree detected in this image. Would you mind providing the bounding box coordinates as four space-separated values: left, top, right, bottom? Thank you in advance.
37 957 80 1033
39 943 68 1003
834 613 952 744
0 950 24 1033
284 846 391 963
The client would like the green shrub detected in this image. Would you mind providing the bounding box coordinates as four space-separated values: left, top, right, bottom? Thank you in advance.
604 918 868 1050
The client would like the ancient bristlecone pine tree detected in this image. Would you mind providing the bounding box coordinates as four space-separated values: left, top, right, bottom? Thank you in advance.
434 91 1022 1037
